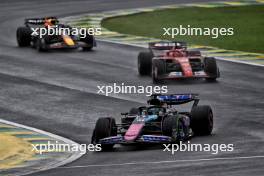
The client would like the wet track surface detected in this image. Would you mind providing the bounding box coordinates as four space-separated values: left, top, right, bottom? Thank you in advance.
0 0 263 175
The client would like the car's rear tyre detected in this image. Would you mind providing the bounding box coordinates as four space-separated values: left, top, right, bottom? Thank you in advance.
152 59 165 84
36 37 48 52
80 34 95 51
138 51 153 76
16 27 32 47
91 117 117 151
190 105 213 136
204 57 219 81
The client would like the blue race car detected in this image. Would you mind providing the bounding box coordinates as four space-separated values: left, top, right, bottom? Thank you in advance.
91 94 214 151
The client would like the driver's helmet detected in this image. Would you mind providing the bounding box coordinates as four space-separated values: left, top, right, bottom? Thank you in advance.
175 42 187 50
175 42 182 49
162 102 168 108
44 18 57 27
141 109 148 116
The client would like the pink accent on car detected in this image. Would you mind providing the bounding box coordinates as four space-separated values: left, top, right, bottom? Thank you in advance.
124 123 144 141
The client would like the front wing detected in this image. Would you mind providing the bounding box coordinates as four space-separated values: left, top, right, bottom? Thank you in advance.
161 70 210 79
99 135 172 145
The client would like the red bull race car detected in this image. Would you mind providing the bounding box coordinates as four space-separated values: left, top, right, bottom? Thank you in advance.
91 94 214 151
138 41 220 83
16 17 96 52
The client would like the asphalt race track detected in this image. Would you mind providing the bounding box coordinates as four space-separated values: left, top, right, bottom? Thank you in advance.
0 0 263 176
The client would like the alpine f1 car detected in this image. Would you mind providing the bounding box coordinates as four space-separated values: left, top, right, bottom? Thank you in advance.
16 17 96 51
91 94 214 151
138 41 220 83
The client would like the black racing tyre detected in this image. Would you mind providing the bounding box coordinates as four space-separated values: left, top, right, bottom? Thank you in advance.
204 57 219 81
36 37 48 52
138 51 153 75
16 27 32 47
92 117 117 151
82 46 93 51
190 105 213 136
152 59 165 84
80 34 95 51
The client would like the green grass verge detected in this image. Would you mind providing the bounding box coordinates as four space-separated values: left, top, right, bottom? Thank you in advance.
102 5 264 53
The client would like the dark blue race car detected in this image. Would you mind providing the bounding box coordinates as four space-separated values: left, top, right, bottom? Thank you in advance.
92 94 214 151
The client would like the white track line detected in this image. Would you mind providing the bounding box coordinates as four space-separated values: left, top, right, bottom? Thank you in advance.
58 155 264 169
0 119 84 173
215 57 264 67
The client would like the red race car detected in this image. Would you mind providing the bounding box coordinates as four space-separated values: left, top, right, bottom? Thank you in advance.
138 41 220 84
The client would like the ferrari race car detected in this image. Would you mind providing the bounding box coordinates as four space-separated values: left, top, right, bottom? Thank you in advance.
138 41 220 83
16 17 96 51
91 94 214 151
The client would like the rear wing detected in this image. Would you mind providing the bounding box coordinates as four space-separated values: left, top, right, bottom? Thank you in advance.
149 41 187 50
25 17 59 26
148 94 199 106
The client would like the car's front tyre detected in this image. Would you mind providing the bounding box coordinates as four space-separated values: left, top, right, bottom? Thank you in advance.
204 57 219 81
16 27 32 47
138 51 153 76
152 59 165 84
80 34 95 51
91 117 117 151
190 105 213 136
